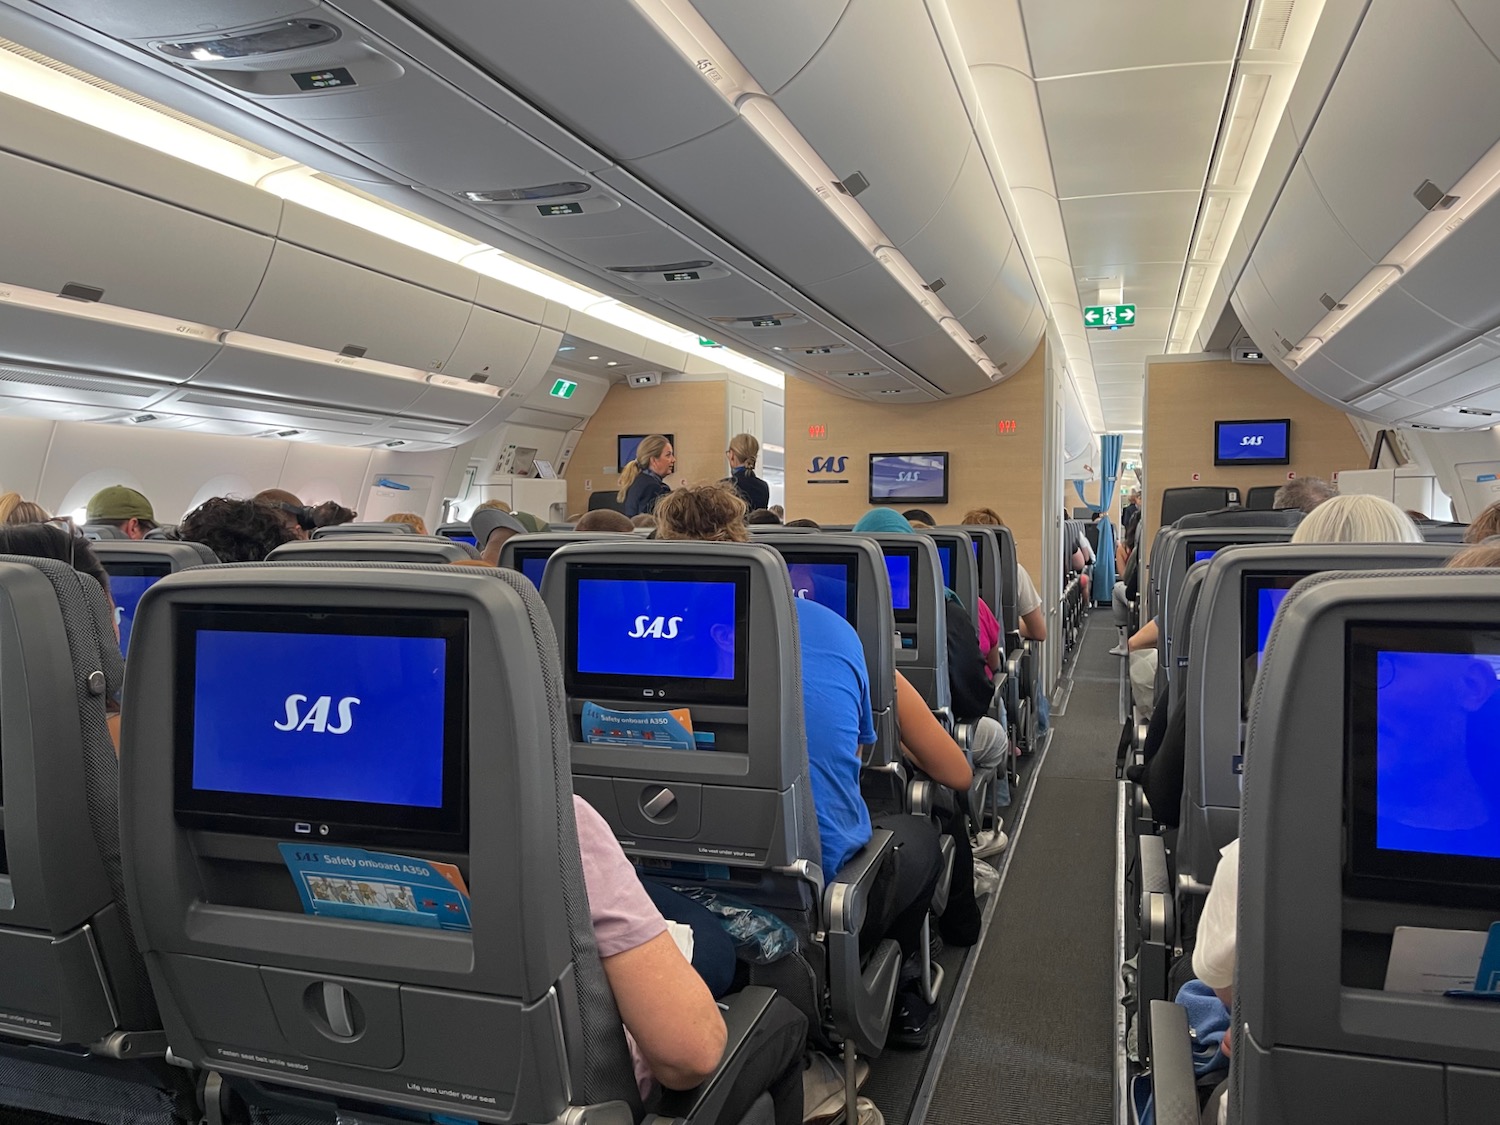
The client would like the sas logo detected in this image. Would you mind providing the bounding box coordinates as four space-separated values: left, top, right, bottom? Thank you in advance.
896 470 922 482
275 694 361 734
1240 435 1265 446
809 456 848 474
629 615 685 639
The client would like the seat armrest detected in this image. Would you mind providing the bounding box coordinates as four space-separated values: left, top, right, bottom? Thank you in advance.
1146 1001 1202 1125
823 832 901 1055
1138 834 1174 944
647 986 779 1124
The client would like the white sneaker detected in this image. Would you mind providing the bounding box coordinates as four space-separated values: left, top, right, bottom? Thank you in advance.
1108 642 1129 656
973 829 1010 858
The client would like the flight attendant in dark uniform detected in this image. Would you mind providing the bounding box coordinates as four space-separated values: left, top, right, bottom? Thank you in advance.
617 434 675 517
723 433 770 512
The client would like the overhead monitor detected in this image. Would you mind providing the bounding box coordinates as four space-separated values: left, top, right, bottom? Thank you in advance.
880 545 918 624
868 452 950 505
565 564 750 706
617 433 676 474
1346 623 1500 905
1214 418 1290 466
102 560 172 656
778 552 857 624
173 606 468 850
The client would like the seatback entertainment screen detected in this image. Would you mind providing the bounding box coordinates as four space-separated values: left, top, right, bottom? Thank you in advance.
781 555 856 624
1214 419 1290 466
103 561 171 656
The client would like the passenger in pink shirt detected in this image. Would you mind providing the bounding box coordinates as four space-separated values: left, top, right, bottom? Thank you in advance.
573 796 807 1123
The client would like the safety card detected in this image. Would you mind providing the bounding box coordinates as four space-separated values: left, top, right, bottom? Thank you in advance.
581 701 714 750
279 843 472 931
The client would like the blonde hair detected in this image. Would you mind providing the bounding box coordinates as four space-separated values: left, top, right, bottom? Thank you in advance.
1464 500 1500 544
1290 494 1423 545
474 499 512 513
654 482 749 543
617 434 672 501
728 432 759 470
0 491 49 525
961 507 1006 527
1446 540 1500 569
630 513 657 529
384 512 428 535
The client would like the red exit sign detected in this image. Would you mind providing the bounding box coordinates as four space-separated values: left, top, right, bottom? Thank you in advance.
997 419 1018 435
808 423 828 440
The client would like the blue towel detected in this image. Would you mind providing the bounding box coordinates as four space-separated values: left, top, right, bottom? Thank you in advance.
1131 980 1230 1125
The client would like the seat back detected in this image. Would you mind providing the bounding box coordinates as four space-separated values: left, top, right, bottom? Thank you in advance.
499 533 643 589
756 533 899 769
1176 542 1458 890
1244 485 1280 510
1156 527 1295 662
1159 486 1240 526
1418 520 1471 543
540 539 820 875
435 522 479 548
928 529 980 618
309 522 414 539
961 526 1004 619
1233 569 1500 1123
0 556 160 1050
266 538 469 565
119 562 642 1123
862 533 951 715
92 540 207 658
80 523 129 540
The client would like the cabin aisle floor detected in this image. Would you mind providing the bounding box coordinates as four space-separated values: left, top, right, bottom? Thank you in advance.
915 614 1119 1125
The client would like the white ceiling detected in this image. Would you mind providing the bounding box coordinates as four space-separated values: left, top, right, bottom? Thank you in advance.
1019 0 1246 435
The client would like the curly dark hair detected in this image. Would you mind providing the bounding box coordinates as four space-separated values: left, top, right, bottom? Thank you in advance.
181 498 298 563
0 522 111 598
654 482 749 543
310 500 358 528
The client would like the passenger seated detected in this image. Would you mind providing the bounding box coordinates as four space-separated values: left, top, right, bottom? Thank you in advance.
577 795 811 1124
253 488 315 539
471 507 528 564
86 485 157 539
656 483 950 1047
1272 476 1335 513
310 500 357 528
0 490 49 525
1464 499 1500 543
181 497 300 562
383 511 428 534
575 508 636 533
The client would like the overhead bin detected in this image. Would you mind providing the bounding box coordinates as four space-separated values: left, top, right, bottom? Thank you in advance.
694 0 849 94
0 149 275 331
0 294 222 384
189 344 428 417
442 306 558 392
898 145 1015 321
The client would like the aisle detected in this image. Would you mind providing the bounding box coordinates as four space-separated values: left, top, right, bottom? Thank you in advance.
917 615 1121 1125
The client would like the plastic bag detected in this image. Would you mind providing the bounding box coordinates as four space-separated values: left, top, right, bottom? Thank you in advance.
672 885 799 964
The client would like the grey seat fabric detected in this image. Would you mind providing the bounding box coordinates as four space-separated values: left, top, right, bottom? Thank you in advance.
1170 508 1303 531
1155 528 1296 669
0 555 189 1121
927 529 980 620
118 562 656 1121
540 541 902 1057
1228 570 1500 1123
960 526 1004 620
498 532 643 582
862 534 951 718
308 522 415 538
1159 487 1240 526
266 538 469 564
1177 543 1459 892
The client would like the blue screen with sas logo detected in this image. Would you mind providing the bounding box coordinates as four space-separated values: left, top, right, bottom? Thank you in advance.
575 578 738 680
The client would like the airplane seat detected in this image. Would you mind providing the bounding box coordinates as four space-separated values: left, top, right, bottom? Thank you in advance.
0 554 195 1123
1243 485 1280 510
92 540 210 661
586 490 630 514
987 526 1037 752
1151 568 1500 1124
117 559 791 1125
1174 543 1460 917
539 540 904 1070
498 532 647 589
264 539 469 564
307 522 415 539
1159 487 1242 527
1416 520 1470 543
1170 508 1303 531
80 522 129 540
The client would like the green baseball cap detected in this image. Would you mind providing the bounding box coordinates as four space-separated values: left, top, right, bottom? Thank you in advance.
86 485 154 522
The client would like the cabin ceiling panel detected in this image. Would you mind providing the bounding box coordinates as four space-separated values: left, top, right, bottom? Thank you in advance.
694 0 850 94
1019 0 1244 78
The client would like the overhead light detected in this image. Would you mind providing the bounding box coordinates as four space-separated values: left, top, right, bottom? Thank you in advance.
588 355 600 360
1191 195 1233 261
154 20 342 63
0 40 787 396
1210 73 1271 189
606 360 619 366
459 181 592 203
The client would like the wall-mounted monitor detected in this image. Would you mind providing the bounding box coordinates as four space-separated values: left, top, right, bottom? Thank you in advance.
173 606 468 850
869 452 950 505
1346 623 1500 906
618 433 676 474
102 560 172 656
1214 419 1290 466
565 564 750 706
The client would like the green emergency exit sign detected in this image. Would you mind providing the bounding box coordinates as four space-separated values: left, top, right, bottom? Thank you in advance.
1084 304 1136 328
549 378 578 399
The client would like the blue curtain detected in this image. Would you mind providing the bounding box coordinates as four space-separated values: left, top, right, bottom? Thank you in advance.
1071 434 1123 599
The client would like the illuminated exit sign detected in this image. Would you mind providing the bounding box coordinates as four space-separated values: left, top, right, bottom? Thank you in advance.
549 378 577 399
808 423 828 440
1084 304 1136 329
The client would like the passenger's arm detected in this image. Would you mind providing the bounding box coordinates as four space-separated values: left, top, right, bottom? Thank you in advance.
1020 606 1046 642
895 672 973 790
601 932 728 1090
1127 618 1159 652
